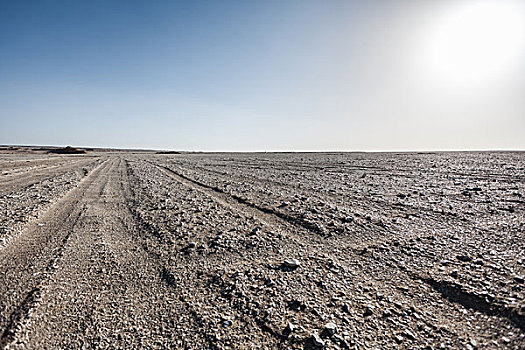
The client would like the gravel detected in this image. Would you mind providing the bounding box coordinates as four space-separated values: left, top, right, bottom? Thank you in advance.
0 151 523 349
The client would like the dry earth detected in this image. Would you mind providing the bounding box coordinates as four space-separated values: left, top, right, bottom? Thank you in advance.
0 151 524 349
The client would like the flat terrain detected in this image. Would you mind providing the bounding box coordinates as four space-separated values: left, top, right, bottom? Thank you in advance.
0 151 524 349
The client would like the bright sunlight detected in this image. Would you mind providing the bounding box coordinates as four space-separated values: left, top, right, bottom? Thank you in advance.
423 0 525 87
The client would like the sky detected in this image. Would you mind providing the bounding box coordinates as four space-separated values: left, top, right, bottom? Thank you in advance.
1 0 524 151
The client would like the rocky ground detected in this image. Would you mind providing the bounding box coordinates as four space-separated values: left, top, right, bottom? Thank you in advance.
0 151 523 349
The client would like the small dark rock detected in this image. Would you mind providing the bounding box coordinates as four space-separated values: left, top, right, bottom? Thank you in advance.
456 255 472 263
324 322 337 336
342 303 350 313
364 305 374 317
312 332 325 347
403 330 416 341
282 258 301 269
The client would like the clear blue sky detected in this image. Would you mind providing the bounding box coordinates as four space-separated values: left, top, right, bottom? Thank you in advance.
1 0 524 151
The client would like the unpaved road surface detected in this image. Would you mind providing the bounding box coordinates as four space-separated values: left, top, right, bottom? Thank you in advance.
0 151 524 349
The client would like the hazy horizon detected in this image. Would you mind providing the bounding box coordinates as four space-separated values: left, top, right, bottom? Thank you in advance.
3 143 525 153
1 0 524 151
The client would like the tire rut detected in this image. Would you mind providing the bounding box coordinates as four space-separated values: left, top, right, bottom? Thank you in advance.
0 158 108 252
0 159 111 348
148 161 524 338
7 157 205 349
119 160 221 348
0 157 99 196
150 162 328 240
0 209 84 349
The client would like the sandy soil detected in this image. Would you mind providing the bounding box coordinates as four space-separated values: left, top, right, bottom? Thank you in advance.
0 151 523 349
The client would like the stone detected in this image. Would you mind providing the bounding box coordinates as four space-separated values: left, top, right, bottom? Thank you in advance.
342 303 350 313
312 332 325 347
283 258 301 269
403 330 416 341
324 322 337 336
456 255 472 263
364 305 374 317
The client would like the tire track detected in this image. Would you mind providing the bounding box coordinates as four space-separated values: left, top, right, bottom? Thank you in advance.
0 209 84 349
150 162 328 240
7 157 205 349
147 161 524 336
170 163 476 234
127 160 291 347
0 159 111 348
119 159 224 349
0 157 99 196
0 158 108 252
0 157 77 175
141 165 417 310
131 161 459 347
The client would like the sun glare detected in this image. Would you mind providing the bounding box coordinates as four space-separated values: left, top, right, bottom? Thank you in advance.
423 1 525 87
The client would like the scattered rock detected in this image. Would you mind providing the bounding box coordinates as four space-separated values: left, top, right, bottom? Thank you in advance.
403 330 416 341
283 258 301 269
324 322 337 336
342 303 350 313
312 332 325 347
456 255 472 263
364 305 374 317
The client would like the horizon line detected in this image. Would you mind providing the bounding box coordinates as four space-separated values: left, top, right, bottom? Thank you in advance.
2 144 524 153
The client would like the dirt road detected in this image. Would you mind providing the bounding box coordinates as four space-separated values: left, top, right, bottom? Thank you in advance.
0 152 523 349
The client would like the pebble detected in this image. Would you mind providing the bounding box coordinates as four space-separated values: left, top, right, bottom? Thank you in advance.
312 332 325 347
364 305 374 317
403 329 416 340
456 255 472 263
342 303 350 313
283 258 301 268
324 322 337 336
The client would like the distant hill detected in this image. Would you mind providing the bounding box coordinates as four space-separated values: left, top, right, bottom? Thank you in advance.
48 146 86 154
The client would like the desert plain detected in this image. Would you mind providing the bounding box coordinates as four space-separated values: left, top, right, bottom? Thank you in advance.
0 149 523 349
